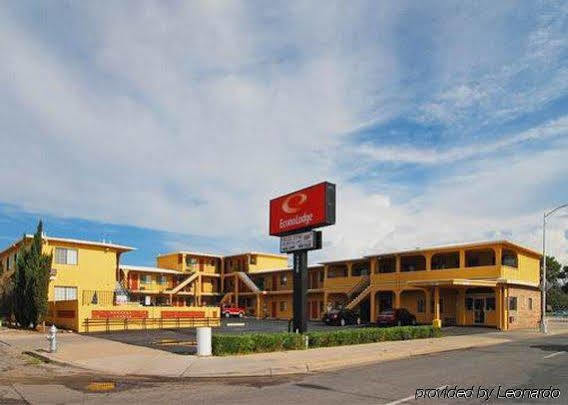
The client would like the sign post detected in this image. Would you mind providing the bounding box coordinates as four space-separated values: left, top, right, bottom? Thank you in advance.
292 250 308 333
269 182 335 333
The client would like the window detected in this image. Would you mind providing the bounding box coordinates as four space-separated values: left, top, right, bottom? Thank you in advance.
54 248 78 265
431 252 460 270
158 276 167 285
280 274 287 286
280 301 287 312
141 274 151 284
485 297 496 311
377 256 396 273
186 256 198 266
319 271 324 282
401 255 426 272
528 297 533 310
54 286 77 301
501 249 518 268
465 249 495 267
352 262 370 276
508 296 518 311
417 298 425 313
250 255 257 265
210 259 216 266
466 297 474 310
327 265 348 278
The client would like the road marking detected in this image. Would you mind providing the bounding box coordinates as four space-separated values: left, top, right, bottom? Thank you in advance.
227 323 245 326
543 351 566 359
384 385 447 405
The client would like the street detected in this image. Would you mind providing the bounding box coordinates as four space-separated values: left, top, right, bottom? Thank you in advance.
1 332 567 404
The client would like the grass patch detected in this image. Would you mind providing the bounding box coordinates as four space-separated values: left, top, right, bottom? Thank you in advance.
212 326 441 356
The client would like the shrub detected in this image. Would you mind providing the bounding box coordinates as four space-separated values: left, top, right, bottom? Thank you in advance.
306 325 441 348
212 332 303 356
211 326 441 355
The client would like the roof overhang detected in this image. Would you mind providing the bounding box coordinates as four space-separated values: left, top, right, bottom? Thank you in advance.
407 279 499 288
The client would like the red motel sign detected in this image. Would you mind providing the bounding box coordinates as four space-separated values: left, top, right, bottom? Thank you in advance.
269 182 335 236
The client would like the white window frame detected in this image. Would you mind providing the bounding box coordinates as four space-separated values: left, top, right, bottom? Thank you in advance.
54 248 78 265
54 286 77 301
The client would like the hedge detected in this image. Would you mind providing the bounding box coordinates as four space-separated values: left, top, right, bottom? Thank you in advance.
211 326 441 356
212 332 305 355
306 325 441 348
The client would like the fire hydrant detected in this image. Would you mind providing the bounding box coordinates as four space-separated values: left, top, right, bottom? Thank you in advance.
46 325 57 353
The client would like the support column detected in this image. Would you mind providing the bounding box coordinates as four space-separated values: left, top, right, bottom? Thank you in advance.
425 253 432 271
495 286 502 330
394 290 401 309
256 294 262 320
459 250 465 269
395 255 401 273
433 286 442 328
347 262 353 278
370 290 376 323
457 289 466 325
234 274 239 307
503 286 509 331
425 289 432 323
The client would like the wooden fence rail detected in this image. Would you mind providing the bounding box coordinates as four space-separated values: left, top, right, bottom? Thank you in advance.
83 317 219 333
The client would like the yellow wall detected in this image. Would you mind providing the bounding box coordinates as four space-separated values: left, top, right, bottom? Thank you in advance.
156 254 182 271
501 251 540 285
47 301 220 332
134 272 175 292
44 241 119 303
248 255 288 272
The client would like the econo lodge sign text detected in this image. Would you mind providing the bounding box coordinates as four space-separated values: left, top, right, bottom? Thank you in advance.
269 182 335 236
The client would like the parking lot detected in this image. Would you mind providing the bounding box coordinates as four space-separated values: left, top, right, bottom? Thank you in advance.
85 318 363 355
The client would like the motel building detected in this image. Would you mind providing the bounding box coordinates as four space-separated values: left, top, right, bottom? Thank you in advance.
0 234 542 332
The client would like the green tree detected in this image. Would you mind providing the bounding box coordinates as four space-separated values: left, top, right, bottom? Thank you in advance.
12 221 52 328
547 285 568 311
543 256 564 287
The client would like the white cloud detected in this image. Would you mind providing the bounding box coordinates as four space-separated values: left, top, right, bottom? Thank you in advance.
0 1 567 266
354 115 568 165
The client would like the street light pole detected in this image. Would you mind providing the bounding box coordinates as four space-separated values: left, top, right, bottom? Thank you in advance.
541 203 568 334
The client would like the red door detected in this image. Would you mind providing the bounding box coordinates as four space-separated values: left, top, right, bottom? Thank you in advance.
128 273 139 290
272 275 278 291
271 302 277 318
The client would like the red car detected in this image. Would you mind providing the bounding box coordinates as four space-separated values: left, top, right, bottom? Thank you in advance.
377 308 417 326
221 304 245 318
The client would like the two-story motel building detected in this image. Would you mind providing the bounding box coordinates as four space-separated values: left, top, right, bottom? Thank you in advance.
0 234 541 332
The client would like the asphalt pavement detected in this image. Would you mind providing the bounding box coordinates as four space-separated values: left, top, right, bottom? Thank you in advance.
1 330 567 404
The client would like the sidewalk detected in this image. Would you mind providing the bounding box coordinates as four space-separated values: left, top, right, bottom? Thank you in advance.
1 326 566 378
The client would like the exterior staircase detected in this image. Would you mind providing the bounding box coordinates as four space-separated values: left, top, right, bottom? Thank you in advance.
346 276 370 299
164 272 198 294
346 285 372 310
219 292 234 305
345 276 371 310
236 272 260 293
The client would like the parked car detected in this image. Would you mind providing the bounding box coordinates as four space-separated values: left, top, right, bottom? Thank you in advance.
322 308 361 326
377 308 417 326
221 304 245 318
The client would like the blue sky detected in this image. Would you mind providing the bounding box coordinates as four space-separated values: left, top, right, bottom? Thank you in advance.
0 1 567 265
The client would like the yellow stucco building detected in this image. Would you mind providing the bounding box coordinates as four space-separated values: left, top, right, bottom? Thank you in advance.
221 240 542 331
1 233 542 332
